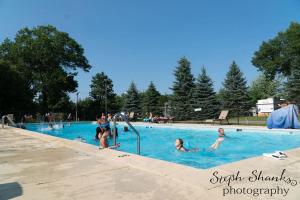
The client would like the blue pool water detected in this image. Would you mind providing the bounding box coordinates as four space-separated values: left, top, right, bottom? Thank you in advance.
25 123 300 169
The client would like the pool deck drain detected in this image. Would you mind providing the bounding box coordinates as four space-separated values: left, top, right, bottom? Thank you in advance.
0 125 300 200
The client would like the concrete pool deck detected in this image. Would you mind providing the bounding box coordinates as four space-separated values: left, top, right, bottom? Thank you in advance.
0 125 300 200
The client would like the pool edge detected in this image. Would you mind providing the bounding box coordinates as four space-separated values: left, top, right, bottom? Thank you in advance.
3 126 300 191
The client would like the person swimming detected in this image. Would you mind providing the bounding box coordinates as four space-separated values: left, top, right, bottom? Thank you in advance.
175 138 199 152
123 126 129 132
175 138 187 152
210 128 225 150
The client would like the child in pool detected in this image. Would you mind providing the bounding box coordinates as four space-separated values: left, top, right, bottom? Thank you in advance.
175 138 199 152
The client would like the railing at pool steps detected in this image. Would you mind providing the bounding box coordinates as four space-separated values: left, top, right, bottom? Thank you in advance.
112 113 141 155
1 115 17 128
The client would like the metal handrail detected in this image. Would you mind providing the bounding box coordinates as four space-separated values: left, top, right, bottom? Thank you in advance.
2 115 17 128
112 113 140 155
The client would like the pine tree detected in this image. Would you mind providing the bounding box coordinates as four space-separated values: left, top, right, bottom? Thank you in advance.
286 64 300 106
190 67 219 120
171 57 195 120
143 82 161 116
220 61 250 122
123 82 141 115
89 72 117 114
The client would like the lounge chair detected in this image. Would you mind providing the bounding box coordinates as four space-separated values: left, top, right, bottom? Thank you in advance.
152 116 174 123
215 110 229 125
205 110 229 125
128 112 135 120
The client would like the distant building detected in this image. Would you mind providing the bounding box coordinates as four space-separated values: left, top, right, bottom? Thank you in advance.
256 97 280 116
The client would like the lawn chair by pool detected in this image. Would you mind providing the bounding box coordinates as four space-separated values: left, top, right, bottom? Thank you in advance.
216 110 229 124
152 116 174 123
129 112 135 120
206 110 229 125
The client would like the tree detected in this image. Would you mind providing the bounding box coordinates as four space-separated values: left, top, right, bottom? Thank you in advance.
90 72 117 114
123 82 141 116
0 25 91 112
78 97 94 120
0 60 35 114
190 67 219 120
248 74 279 104
158 94 171 108
220 61 250 122
252 22 300 79
171 57 195 120
51 94 74 113
142 82 161 116
115 94 125 112
286 65 300 105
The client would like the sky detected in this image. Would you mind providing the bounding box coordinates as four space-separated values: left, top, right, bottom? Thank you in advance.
1 0 300 101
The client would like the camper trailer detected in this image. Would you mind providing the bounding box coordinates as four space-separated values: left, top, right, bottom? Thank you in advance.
256 98 280 116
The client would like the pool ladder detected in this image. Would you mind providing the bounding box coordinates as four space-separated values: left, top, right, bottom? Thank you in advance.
112 113 141 155
1 115 17 128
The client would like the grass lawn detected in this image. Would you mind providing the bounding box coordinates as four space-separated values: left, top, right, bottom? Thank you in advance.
174 116 268 126
174 116 300 126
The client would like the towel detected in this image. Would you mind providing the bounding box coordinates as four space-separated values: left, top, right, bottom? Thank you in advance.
267 104 300 129
263 151 287 159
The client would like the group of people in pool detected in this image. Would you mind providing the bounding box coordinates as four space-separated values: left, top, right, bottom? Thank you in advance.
95 113 119 149
46 112 73 130
175 128 226 152
95 113 226 152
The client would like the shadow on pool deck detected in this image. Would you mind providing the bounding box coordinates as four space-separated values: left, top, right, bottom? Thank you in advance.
0 182 23 200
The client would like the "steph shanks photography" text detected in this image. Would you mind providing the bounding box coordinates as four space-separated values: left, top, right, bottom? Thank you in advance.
209 169 298 197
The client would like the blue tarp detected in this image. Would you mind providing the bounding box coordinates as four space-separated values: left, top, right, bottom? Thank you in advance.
267 104 300 129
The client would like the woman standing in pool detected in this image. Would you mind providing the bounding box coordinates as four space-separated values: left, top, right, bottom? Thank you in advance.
99 126 110 148
99 126 120 149
210 128 226 150
95 126 102 140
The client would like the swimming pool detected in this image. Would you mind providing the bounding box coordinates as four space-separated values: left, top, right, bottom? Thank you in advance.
25 122 300 169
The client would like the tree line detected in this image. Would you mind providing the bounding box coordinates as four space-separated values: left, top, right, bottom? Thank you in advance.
77 74 168 120
0 22 299 121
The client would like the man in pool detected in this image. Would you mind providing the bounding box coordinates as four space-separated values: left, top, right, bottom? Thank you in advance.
175 138 199 152
210 128 225 150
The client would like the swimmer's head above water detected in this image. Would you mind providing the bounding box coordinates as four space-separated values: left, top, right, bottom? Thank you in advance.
175 138 186 151
175 138 199 152
175 138 183 148
218 128 225 137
